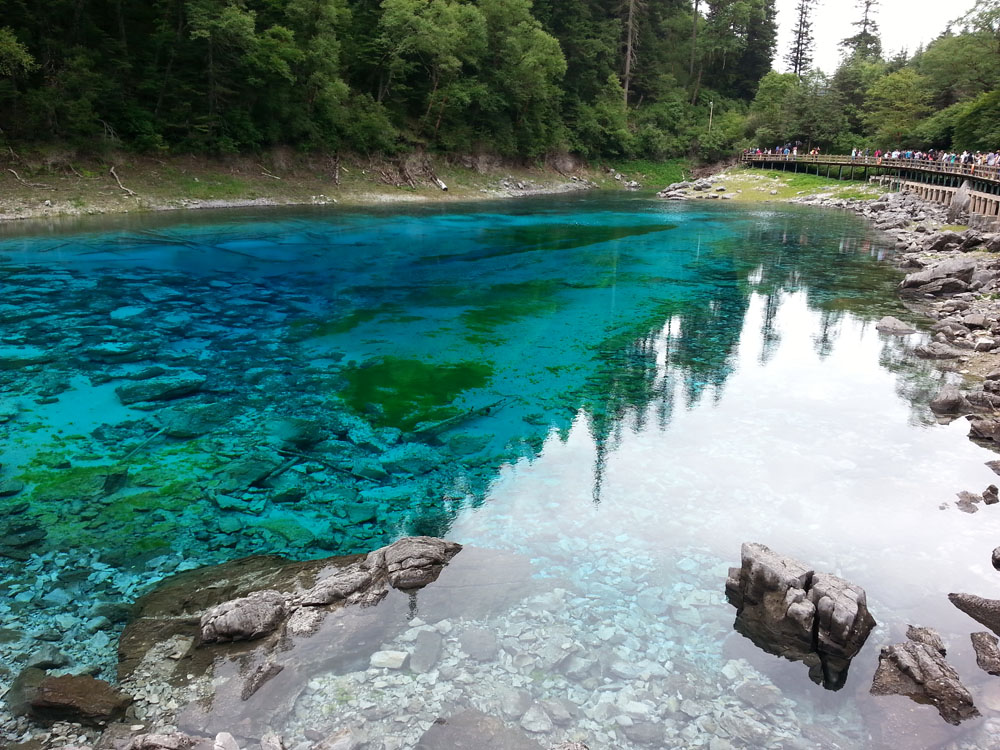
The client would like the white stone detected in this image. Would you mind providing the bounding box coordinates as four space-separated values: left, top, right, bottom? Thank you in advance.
370 651 409 669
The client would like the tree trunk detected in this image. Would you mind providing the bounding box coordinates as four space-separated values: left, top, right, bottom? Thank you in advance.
689 0 699 78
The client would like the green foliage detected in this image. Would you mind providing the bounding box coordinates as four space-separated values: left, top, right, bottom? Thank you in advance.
862 69 931 145
0 27 35 77
952 90 1000 151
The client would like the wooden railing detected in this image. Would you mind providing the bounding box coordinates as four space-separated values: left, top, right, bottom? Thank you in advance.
741 153 1000 185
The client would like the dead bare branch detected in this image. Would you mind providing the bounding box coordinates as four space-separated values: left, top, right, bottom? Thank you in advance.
109 165 138 196
7 168 54 190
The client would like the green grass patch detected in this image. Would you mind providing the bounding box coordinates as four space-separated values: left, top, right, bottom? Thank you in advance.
607 159 690 186
941 224 970 232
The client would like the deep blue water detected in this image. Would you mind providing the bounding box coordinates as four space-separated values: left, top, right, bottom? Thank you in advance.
1 193 999 748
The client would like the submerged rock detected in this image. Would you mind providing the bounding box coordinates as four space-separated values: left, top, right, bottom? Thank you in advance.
118 538 530 741
876 316 917 335
115 371 206 405
23 674 132 727
871 626 979 725
725 542 875 690
415 709 544 750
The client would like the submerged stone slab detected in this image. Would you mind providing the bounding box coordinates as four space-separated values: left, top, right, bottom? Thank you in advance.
115 372 206 405
415 709 544 750
119 539 531 741
0 345 54 369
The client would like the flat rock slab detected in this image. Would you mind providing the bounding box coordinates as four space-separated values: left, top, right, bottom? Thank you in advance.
416 709 544 750
949 592 1000 637
115 372 206 405
28 674 132 727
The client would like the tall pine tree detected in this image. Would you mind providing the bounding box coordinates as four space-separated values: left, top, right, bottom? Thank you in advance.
840 0 881 60
785 0 817 77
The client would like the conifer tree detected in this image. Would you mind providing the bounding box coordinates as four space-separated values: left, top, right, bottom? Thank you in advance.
840 0 882 60
785 0 817 77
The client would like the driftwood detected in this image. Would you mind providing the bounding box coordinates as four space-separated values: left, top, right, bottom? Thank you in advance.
122 426 168 462
275 447 370 481
110 165 137 196
7 168 54 190
412 399 506 441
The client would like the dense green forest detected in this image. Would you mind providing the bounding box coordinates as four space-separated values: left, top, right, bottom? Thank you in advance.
749 0 1000 153
0 0 997 161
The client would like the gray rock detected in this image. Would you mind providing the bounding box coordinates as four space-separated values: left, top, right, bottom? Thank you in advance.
520 704 553 733
871 627 978 725
956 491 982 513
725 542 875 690
377 536 463 590
621 721 666 746
971 632 1000 675
875 316 917 335
993 546 1000 570
213 733 240 750
416 709 544 750
25 645 70 670
499 687 532 720
369 650 408 669
459 627 499 662
985 484 999 505
115 372 206 405
410 629 443 674
914 342 963 360
949 592 1000 637
948 181 972 224
200 590 287 643
929 386 967 415
734 680 782 709
901 256 978 289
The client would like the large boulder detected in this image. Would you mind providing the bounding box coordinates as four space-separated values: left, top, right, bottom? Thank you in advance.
871 626 979 725
200 590 288 643
929 385 968 415
948 181 972 224
900 256 978 290
725 542 875 690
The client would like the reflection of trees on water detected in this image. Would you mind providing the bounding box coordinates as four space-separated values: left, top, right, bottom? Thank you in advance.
576 215 939 501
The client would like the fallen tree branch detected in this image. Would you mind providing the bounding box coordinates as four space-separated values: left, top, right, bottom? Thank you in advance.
110 165 137 196
257 163 281 180
7 168 54 190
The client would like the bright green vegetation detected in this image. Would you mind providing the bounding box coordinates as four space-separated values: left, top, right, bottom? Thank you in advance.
339 356 494 430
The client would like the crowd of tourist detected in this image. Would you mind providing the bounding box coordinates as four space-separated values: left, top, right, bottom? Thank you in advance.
744 146 1000 172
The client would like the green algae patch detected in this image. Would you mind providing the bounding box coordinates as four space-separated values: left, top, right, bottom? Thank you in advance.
461 280 566 333
340 356 494 430
479 222 678 256
287 306 403 341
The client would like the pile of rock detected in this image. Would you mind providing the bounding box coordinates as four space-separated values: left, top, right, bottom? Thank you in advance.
657 178 736 201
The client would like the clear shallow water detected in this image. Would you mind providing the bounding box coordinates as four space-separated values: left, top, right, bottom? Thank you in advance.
1 194 1000 748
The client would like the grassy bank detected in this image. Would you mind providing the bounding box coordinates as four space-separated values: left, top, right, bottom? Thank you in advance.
0 150 665 224
710 167 884 202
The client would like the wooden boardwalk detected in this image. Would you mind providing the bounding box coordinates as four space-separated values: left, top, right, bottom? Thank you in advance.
741 153 1000 191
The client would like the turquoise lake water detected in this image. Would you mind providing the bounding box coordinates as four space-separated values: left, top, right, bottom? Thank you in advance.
2 194 1000 748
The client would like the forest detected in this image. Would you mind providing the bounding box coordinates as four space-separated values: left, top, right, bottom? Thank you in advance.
0 0 997 162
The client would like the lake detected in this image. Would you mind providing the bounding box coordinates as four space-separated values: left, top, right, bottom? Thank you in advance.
1 193 998 749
